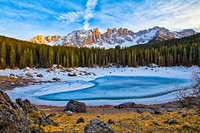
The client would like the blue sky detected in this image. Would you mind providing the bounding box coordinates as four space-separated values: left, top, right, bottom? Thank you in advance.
0 0 200 40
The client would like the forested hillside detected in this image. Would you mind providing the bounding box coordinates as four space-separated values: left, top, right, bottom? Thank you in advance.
0 34 200 69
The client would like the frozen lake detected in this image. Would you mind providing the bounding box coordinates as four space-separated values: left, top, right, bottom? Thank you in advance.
7 76 190 106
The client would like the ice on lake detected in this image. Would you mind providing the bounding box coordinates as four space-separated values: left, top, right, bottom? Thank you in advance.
7 76 190 106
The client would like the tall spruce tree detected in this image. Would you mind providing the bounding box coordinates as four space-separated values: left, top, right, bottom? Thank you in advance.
9 46 16 68
0 43 7 69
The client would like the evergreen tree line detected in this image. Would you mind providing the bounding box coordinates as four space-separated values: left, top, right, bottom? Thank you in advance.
0 34 200 69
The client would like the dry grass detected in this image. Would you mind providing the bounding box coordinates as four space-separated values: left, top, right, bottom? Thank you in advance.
41 109 200 133
0 76 21 83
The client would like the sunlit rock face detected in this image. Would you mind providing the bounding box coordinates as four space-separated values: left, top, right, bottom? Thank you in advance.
31 35 47 44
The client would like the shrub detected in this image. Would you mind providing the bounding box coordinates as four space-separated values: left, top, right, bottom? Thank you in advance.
177 72 200 114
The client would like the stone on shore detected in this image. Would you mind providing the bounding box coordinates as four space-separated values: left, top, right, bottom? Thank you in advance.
84 118 114 133
76 117 85 124
64 100 86 113
115 102 136 109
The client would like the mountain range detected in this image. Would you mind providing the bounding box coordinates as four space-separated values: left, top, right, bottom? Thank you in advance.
31 26 196 48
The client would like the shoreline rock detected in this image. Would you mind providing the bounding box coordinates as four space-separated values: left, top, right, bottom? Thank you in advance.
115 102 136 109
84 118 114 133
0 90 57 133
64 100 86 113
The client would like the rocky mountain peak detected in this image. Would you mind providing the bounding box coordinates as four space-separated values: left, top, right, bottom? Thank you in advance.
94 28 101 35
30 26 197 48
105 27 133 37
107 28 113 37
151 26 175 41
174 29 196 38
31 35 47 44
46 35 60 43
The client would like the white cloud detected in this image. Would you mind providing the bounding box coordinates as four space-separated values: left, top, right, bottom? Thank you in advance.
93 0 200 32
84 0 98 30
57 11 84 23
57 0 98 30
131 0 200 30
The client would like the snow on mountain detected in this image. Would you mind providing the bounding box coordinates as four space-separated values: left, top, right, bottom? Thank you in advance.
174 29 196 38
31 26 197 48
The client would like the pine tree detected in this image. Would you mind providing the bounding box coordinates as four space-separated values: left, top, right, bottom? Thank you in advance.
63 55 66 67
29 50 34 68
133 54 137 67
90 50 94 67
189 47 192 66
70 51 74 67
81 51 85 67
198 46 200 66
0 43 7 69
66 51 70 68
56 52 60 68
9 46 16 68
48 48 54 67
183 47 187 66
16 44 22 67
22 50 28 68
127 52 132 66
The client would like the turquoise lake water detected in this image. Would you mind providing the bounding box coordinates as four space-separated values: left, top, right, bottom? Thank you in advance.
39 76 189 103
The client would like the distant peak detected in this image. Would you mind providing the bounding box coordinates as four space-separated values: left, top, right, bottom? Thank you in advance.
149 26 169 31
174 29 196 38
180 29 196 33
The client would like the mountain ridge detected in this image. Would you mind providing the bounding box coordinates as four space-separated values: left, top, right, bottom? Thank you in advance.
31 26 196 48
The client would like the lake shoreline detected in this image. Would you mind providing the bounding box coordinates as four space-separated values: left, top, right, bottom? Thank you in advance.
35 100 184 114
0 66 199 106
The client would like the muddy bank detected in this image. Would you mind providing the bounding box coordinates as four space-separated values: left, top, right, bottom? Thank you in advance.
0 76 31 91
0 75 57 91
